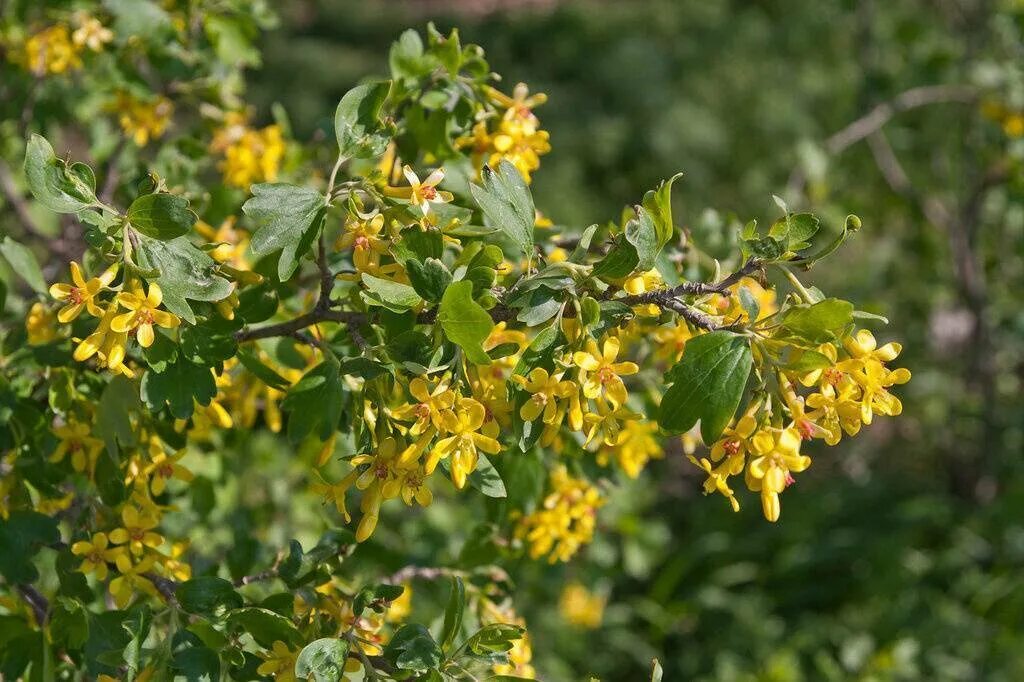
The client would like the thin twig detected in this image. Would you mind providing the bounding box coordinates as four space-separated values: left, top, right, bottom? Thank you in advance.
16 584 50 626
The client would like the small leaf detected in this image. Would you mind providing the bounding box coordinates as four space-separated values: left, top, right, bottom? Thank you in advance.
361 273 422 312
406 258 453 303
141 357 217 420
438 280 493 365
294 638 349 682
226 607 302 648
0 237 47 294
127 193 196 240
23 134 97 213
470 160 535 257
242 183 325 282
175 577 243 617
384 624 443 672
440 577 465 652
237 348 290 390
0 511 60 583
335 81 392 159
281 360 345 443
780 298 854 343
659 331 752 443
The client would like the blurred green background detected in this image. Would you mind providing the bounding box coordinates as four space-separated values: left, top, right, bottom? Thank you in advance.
246 1 1024 679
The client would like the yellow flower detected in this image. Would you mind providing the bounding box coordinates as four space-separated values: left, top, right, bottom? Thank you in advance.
559 582 606 629
257 641 299 682
512 368 575 426
49 262 118 322
392 377 456 436
74 304 133 376
582 399 639 448
22 25 82 75
71 532 124 581
428 398 502 489
72 16 114 51
216 122 286 188
337 214 389 271
113 282 180 347
838 330 911 425
115 93 173 146
50 420 104 473
140 443 194 496
599 418 663 478
652 322 695 363
744 427 811 522
108 505 164 556
572 337 639 407
311 469 359 523
710 277 777 323
383 166 454 216
109 552 158 608
26 302 57 344
516 465 603 563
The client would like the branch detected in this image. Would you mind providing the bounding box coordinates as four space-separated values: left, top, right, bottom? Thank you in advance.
234 309 365 343
16 584 49 627
824 84 977 155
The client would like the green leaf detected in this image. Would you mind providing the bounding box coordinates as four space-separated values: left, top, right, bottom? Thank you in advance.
384 624 443 672
141 356 217 420
441 576 465 652
171 645 220 681
361 273 423 312
127 193 196 240
470 160 535 257
467 453 506 498
592 236 640 280
768 212 820 251
95 375 141 456
0 237 47 294
335 81 392 159
0 511 60 583
353 584 406 617
237 348 289 389
133 233 233 324
23 134 97 213
338 357 390 380
624 206 660 272
438 280 494 365
659 331 752 442
294 638 350 682
242 183 325 282
122 605 152 677
641 172 683 247
281 360 344 443
780 298 854 343
181 325 237 364
176 577 243 617
406 258 453 303
50 598 90 649
463 623 525 656
226 607 302 648
389 29 433 80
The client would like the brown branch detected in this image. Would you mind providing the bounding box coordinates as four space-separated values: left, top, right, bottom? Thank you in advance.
16 584 49 627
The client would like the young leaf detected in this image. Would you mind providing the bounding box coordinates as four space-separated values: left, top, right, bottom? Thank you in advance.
294 638 349 682
405 257 453 303
242 183 325 282
780 298 854 343
440 576 465 651
659 331 752 443
437 280 493 365
335 81 392 159
23 134 97 213
361 273 422 312
0 237 47 294
127 193 196 240
174 577 243 617
469 160 535 257
225 607 302 648
384 624 443 672
133 233 233 324
281 360 345 443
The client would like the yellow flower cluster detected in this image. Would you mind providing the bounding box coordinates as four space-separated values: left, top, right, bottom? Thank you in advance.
45 262 180 378
69 431 196 607
515 465 604 563
689 329 910 521
597 418 663 479
210 112 286 188
558 582 606 629
115 93 174 146
20 25 81 76
457 83 551 182
982 99 1024 138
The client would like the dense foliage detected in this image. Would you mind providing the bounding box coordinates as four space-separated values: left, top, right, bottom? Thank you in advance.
3 0 1021 680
